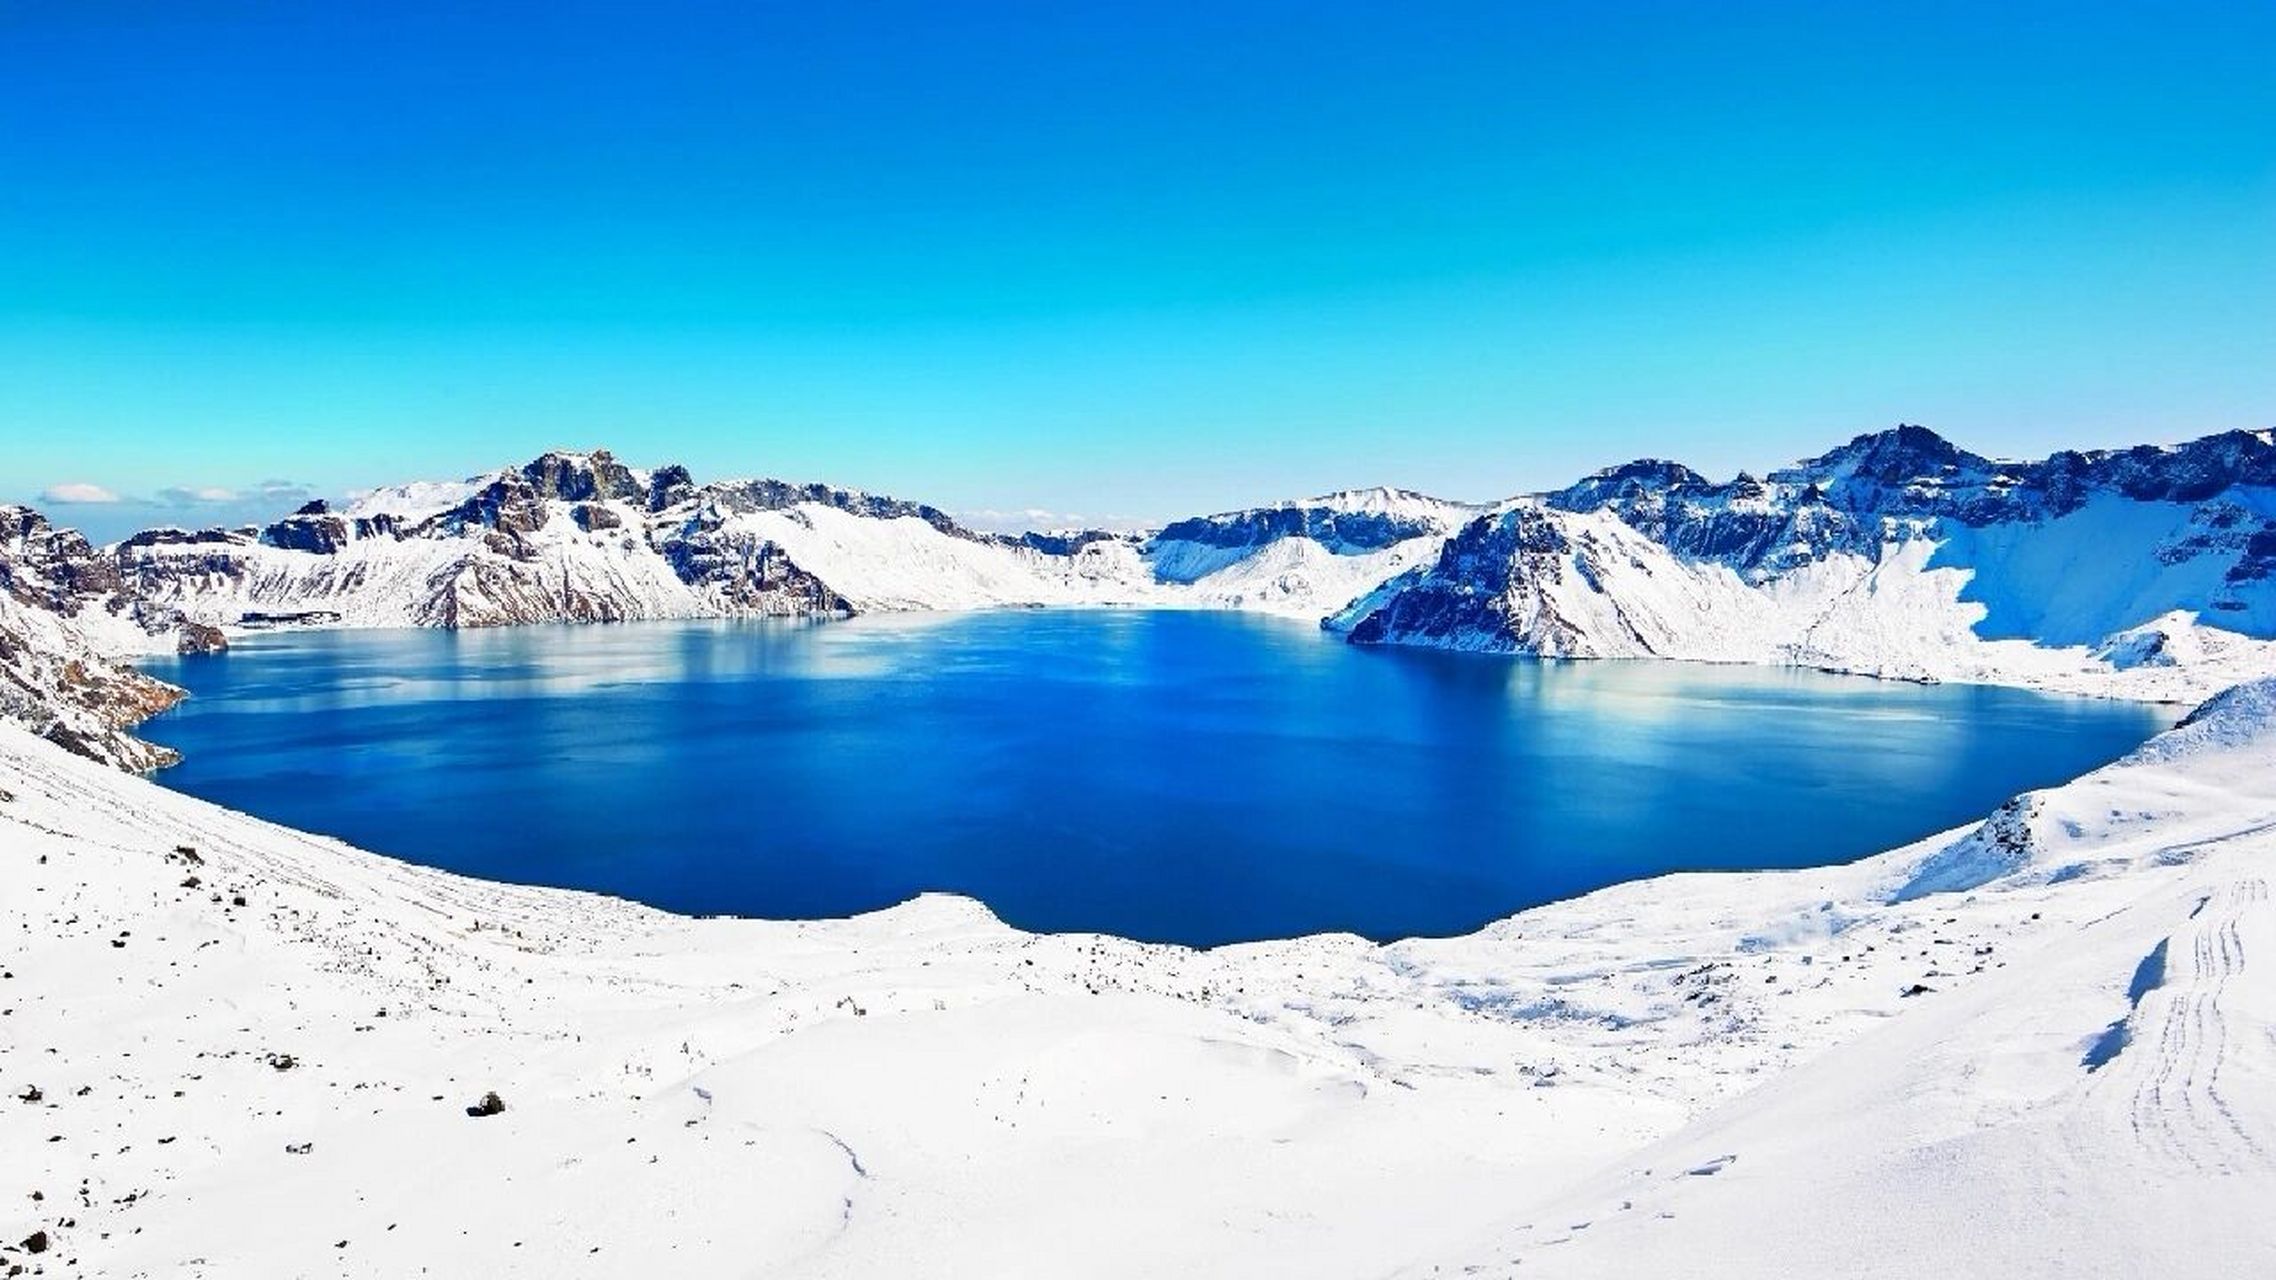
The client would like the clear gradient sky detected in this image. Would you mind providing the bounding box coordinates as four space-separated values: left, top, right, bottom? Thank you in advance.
5 1 2272 540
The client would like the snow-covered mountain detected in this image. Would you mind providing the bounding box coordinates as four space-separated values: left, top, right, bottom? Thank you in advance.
18 424 2276 768
0 507 220 770
1335 425 2276 699
1145 485 1483 615
0 456 1475 764
105 451 1470 634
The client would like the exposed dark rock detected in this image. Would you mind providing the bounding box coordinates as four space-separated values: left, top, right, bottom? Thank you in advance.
261 511 353 555
1 505 125 610
521 449 646 505
702 477 979 540
1345 509 1594 652
997 529 1126 556
176 621 228 655
646 463 698 511
656 518 852 617
571 503 623 533
1153 500 1443 555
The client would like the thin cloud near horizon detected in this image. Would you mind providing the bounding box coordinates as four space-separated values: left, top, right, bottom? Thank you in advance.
21 478 322 543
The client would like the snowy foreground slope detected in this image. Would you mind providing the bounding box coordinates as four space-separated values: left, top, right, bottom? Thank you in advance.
5 683 2274 1277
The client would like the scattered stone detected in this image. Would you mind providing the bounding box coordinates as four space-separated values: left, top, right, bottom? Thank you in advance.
285 1142 313 1155
1899 983 1934 998
19 1230 47 1254
266 1053 298 1071
466 1091 507 1118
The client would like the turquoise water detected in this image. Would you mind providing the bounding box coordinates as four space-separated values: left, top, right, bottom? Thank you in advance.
143 611 2170 945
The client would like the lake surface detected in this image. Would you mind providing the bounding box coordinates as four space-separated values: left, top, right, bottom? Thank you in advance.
143 610 2171 946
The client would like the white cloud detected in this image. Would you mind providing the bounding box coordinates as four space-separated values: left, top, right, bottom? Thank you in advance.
156 485 241 506
24 478 324 542
39 482 122 505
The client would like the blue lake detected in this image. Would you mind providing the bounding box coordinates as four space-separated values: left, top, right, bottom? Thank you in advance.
142 610 2172 946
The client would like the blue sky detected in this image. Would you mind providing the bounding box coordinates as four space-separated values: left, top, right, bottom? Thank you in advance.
4 1 2272 540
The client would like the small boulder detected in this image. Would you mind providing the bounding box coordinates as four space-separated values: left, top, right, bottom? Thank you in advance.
466 1091 507 1118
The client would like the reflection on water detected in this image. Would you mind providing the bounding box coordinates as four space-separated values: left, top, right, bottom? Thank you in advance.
144 611 2174 946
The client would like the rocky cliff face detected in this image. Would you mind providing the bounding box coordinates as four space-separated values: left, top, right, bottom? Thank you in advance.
1340 425 2276 689
0 507 193 769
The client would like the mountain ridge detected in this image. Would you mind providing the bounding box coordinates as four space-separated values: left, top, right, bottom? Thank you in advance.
10 423 2276 768
1337 423 2276 698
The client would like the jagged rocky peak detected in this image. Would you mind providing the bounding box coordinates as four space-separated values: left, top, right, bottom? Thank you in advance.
1789 423 1985 480
0 504 126 612
423 449 630 541
1546 459 1710 511
520 447 650 504
1768 424 1998 511
646 463 697 512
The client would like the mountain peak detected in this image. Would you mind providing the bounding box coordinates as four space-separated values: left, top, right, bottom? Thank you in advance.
1297 486 1471 520
1543 458 1709 515
1833 422 1972 465
516 447 649 504
1779 423 1991 490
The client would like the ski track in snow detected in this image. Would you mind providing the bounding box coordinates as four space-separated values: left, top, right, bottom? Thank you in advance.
2114 876 2265 1173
